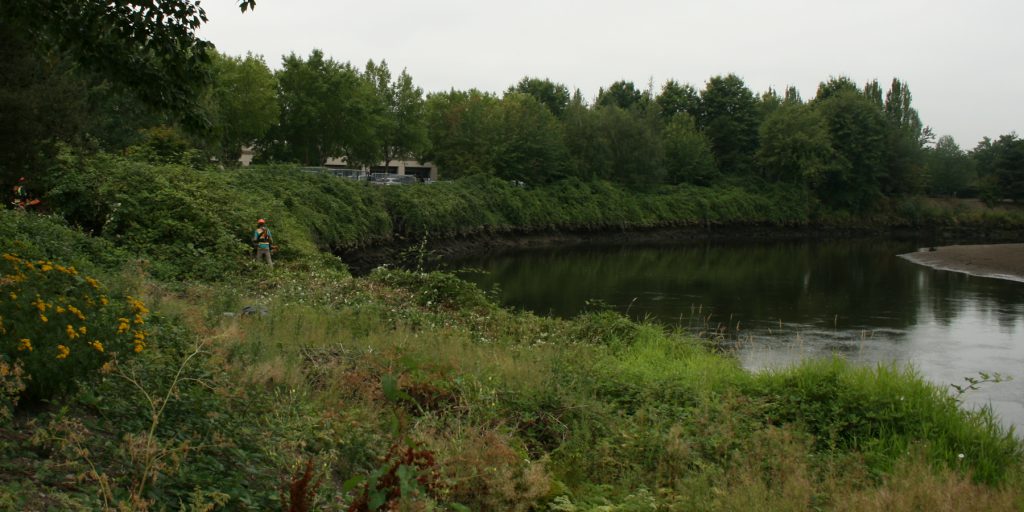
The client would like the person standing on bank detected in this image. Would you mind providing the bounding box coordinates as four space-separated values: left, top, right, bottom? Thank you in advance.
252 218 274 267
11 177 30 209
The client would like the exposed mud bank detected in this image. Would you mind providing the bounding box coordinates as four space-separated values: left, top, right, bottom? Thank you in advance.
338 224 1024 275
899 243 1024 283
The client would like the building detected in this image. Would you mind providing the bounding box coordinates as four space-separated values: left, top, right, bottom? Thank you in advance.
238 147 437 180
324 157 438 181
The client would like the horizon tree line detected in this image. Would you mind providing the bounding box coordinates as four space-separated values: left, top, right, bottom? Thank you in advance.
1 9 1021 209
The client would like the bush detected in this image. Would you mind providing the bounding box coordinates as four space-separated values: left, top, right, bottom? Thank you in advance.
369 268 495 311
0 252 148 400
752 359 1022 484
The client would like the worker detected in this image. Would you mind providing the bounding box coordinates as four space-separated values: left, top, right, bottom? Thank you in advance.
11 177 30 210
252 218 274 267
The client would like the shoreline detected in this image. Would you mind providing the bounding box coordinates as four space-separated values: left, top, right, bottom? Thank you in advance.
898 243 1024 283
340 226 1024 275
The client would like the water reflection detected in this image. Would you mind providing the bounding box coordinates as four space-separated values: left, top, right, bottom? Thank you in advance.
447 238 1024 432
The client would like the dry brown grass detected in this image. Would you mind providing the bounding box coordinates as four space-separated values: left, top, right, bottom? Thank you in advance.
833 454 1023 512
424 425 551 511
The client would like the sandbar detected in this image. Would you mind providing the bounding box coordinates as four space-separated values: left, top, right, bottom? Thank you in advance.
899 243 1024 283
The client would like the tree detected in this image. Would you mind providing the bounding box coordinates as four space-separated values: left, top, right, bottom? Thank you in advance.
207 52 279 165
494 93 571 183
422 89 503 177
814 76 859 102
756 104 834 185
596 81 646 111
925 135 974 197
813 90 888 209
0 20 90 184
507 77 571 118
697 74 761 175
662 114 718 185
880 79 926 195
758 88 784 118
563 105 662 186
973 134 1024 202
263 50 379 166
783 86 803 106
365 60 429 169
863 79 884 109
1 0 256 128
656 80 700 121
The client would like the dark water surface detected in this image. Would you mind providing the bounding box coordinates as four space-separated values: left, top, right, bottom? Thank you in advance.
445 238 1024 433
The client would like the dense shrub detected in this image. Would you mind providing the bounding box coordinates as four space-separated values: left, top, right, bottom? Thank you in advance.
751 359 1022 484
369 268 495 312
0 252 148 400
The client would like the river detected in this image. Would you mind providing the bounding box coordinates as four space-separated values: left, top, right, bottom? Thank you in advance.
443 238 1024 434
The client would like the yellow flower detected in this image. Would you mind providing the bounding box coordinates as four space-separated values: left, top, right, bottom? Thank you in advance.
32 298 48 313
2 253 19 262
39 314 48 323
85 277 100 289
18 338 32 352
8 292 15 301
134 314 145 325
40 264 53 272
78 326 87 335
66 324 79 340
67 305 86 321
56 344 70 359
133 330 147 342
55 305 66 314
127 296 149 315
99 296 109 306
117 319 130 335
91 340 104 353
133 342 145 353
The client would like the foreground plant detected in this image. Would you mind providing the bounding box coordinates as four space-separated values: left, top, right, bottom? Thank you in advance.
0 252 149 402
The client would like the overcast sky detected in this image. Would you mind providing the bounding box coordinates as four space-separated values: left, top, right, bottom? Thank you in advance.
198 0 1023 148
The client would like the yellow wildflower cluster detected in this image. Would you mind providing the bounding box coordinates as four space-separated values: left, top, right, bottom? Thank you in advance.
124 295 149 353
2 252 149 375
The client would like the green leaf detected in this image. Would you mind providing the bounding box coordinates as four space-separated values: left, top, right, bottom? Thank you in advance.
342 475 364 494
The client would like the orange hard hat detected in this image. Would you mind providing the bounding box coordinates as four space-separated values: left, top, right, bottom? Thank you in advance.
257 218 266 224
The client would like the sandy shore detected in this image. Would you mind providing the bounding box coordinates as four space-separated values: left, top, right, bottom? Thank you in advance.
899 243 1024 283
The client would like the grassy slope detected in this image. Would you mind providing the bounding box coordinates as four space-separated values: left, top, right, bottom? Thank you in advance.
42 156 1024 281
2 157 1023 510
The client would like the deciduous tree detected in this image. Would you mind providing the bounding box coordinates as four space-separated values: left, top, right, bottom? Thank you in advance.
925 135 974 197
365 61 429 170
1 0 256 128
656 80 700 121
757 104 834 185
263 50 379 166
423 90 503 177
494 94 571 183
596 81 647 111
662 114 718 185
208 52 279 165
697 74 761 175
507 77 571 118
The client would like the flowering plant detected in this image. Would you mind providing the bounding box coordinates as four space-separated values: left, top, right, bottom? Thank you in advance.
0 253 148 400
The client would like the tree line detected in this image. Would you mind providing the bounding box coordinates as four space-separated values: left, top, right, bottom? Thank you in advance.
2 1 1021 209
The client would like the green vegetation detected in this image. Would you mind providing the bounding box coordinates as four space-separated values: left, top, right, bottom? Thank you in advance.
2 4 1024 510
3 163 1024 510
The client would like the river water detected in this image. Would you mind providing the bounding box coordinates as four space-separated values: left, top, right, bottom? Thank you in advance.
444 238 1024 433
